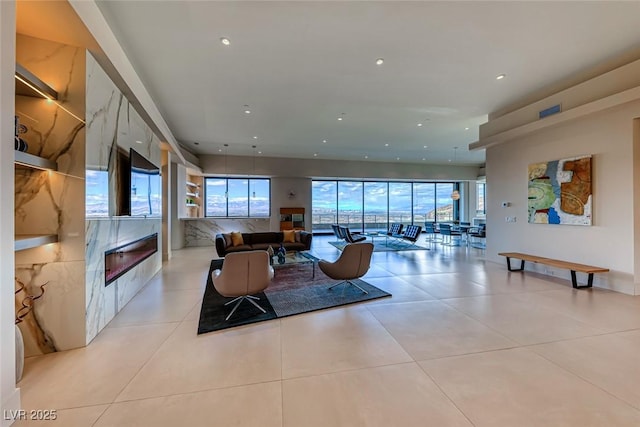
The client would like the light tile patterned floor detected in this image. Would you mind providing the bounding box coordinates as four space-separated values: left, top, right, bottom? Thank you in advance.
15 236 640 426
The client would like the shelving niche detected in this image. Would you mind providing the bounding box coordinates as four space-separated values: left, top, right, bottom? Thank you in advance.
14 62 63 251
185 173 203 218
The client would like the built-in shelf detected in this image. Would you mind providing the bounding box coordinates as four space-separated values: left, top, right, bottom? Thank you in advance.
15 63 59 100
186 203 199 207
186 181 199 188
14 151 57 171
186 192 198 197
15 234 58 251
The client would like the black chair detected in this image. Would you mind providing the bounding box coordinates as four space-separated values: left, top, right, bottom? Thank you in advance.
396 224 422 248
424 222 439 242
387 223 403 237
341 226 366 243
439 223 462 246
468 224 486 249
331 224 345 241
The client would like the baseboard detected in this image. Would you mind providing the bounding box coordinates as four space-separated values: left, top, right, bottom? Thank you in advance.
1 387 21 427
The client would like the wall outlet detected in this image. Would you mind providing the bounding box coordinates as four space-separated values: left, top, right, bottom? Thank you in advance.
505 216 517 223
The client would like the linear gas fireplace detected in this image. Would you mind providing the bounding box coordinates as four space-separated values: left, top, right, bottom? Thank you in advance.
105 233 158 286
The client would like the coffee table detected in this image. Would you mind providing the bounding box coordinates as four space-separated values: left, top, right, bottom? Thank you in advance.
362 231 387 245
271 251 316 279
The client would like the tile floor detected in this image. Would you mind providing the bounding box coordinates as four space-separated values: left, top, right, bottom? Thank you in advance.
14 236 640 426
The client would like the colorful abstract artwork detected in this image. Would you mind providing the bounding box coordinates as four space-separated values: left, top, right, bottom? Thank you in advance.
528 155 592 225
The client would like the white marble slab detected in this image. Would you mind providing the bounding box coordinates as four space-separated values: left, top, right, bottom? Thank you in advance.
184 218 271 247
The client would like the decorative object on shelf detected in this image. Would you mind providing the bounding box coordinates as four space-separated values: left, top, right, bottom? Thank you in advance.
14 278 49 381
267 245 275 265
14 115 28 152
277 243 286 265
15 324 23 382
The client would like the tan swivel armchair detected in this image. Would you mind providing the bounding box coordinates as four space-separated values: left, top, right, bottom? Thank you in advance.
318 242 374 294
212 251 274 320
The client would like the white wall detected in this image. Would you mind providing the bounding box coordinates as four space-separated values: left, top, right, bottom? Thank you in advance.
199 154 481 181
486 100 640 294
1 2 19 424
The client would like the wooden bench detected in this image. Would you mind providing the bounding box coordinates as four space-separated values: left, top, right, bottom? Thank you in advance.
498 252 609 289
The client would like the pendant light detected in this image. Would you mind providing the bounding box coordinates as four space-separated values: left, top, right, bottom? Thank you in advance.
251 145 257 198
451 147 460 200
224 144 229 199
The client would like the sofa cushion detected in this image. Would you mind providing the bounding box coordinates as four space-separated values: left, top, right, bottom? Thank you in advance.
295 231 301 243
283 242 306 251
222 233 232 248
283 230 295 243
251 243 276 251
225 244 253 253
251 232 282 244
230 232 244 246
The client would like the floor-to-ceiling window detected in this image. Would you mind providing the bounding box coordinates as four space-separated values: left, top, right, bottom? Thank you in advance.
338 181 363 230
313 180 460 232
364 182 388 232
388 182 412 226
311 181 338 232
435 183 455 222
412 182 433 225
476 180 486 217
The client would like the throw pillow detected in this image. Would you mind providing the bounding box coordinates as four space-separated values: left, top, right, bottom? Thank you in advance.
283 230 295 243
222 233 232 247
230 232 244 246
294 230 301 243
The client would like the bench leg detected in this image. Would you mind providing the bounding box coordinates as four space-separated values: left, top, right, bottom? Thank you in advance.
571 271 594 289
506 257 525 272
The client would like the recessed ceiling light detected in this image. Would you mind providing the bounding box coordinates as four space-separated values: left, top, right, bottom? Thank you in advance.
313 153 318 157
258 151 262 154
465 127 469 130
496 74 506 80
243 104 251 114
322 139 327 143
220 37 230 46
417 123 423 127
218 148 222 152
364 155 369 159
253 136 258 139
448 159 452 162
423 145 427 149
375 58 384 65
422 158 426 161
384 143 389 147
396 157 400 161
337 113 345 121
135 140 143 144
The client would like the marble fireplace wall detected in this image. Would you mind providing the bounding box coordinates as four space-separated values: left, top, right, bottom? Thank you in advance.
15 35 87 356
85 53 163 343
85 219 161 340
184 218 270 247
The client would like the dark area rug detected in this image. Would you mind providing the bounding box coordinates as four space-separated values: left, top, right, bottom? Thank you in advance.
198 258 391 334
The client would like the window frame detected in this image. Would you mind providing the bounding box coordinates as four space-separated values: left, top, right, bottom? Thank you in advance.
204 177 271 218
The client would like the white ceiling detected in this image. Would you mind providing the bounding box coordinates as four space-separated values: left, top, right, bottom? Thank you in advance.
96 1 640 166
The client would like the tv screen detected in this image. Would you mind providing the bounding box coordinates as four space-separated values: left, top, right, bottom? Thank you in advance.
129 148 161 217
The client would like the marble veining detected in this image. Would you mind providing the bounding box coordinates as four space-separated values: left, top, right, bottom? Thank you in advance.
184 218 270 247
85 52 163 343
15 35 87 355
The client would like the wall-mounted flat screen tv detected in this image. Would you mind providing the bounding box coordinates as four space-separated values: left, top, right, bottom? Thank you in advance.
129 148 161 217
